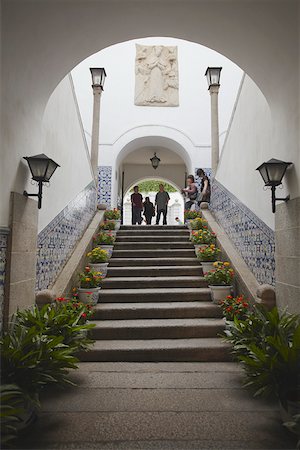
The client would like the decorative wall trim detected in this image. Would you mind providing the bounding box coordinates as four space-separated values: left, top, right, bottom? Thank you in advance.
36 182 97 291
98 166 112 207
0 230 9 330
211 180 275 286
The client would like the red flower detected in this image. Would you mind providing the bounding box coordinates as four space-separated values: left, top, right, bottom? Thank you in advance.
85 266 90 272
86 292 93 295
81 313 87 318
56 297 65 302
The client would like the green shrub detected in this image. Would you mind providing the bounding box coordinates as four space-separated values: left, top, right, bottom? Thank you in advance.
93 231 115 246
0 384 34 446
16 299 95 353
1 321 78 397
223 306 300 403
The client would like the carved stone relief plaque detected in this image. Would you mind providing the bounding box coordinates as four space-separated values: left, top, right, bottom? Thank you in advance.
135 44 179 107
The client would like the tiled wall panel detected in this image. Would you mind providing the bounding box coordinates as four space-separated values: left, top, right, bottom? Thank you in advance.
211 180 275 285
98 166 112 207
36 183 97 291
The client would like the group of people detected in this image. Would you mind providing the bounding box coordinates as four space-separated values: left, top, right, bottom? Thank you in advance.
131 183 170 225
130 169 210 226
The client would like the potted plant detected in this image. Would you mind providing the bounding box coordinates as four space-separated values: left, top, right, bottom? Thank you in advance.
219 295 250 325
190 229 217 255
99 220 116 235
93 231 115 257
197 244 221 272
78 266 102 304
87 247 110 277
189 217 208 231
204 261 234 303
184 210 202 228
104 209 121 230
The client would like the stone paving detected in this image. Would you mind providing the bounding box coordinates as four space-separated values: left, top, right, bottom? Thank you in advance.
17 362 296 449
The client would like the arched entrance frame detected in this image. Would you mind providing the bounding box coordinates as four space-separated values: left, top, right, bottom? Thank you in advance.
111 128 195 207
123 176 185 226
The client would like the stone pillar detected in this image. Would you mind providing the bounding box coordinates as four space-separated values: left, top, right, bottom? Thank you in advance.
209 85 220 175
91 86 102 181
275 196 300 314
3 192 38 324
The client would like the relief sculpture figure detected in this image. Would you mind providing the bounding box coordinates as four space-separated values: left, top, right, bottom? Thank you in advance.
135 44 179 107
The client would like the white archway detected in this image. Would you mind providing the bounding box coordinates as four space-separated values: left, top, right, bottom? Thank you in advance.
123 176 185 225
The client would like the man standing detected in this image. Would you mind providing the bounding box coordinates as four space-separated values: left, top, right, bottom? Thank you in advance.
131 185 143 225
155 184 170 225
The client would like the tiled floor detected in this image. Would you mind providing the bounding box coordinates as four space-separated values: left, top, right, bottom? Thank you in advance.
17 362 295 449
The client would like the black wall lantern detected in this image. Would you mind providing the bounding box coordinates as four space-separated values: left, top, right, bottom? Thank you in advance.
256 158 292 213
150 152 161 170
205 67 222 89
23 154 60 209
90 67 107 90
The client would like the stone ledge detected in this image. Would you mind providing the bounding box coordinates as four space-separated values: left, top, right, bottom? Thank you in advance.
49 210 105 297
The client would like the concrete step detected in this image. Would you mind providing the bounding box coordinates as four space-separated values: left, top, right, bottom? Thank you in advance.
80 338 232 362
93 301 222 320
118 230 190 237
109 258 201 267
116 235 189 242
99 287 211 302
90 318 225 340
114 242 193 250
102 276 207 289
120 225 187 230
107 266 202 277
112 249 195 258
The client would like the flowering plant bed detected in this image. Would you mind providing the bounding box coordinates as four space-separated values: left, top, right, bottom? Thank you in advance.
87 247 109 263
79 266 102 288
219 295 250 321
184 210 202 220
104 209 121 220
99 221 116 231
204 261 234 286
189 217 208 230
93 232 116 246
190 229 216 245
197 244 221 261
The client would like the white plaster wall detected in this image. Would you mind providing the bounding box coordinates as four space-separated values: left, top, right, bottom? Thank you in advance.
72 37 243 155
39 74 94 232
1 1 299 230
216 75 274 229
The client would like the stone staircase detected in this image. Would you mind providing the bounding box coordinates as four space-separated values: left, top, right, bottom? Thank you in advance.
81 225 231 362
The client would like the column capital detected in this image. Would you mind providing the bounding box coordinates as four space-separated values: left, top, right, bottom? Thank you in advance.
209 85 220 95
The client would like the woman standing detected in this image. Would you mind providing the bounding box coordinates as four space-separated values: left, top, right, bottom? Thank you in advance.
143 197 155 225
181 175 198 210
196 169 211 204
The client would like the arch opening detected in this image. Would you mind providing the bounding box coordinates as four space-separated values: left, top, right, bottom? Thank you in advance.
123 177 184 226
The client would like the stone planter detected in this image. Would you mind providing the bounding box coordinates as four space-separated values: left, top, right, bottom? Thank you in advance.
194 244 207 256
201 261 215 274
90 262 109 278
97 245 114 258
114 220 121 231
78 287 100 305
209 285 233 304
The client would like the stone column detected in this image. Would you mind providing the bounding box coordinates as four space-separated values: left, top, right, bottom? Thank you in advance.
4 192 38 325
209 85 220 175
91 86 102 181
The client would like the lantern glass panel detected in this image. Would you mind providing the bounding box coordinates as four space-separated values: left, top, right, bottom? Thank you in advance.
28 158 48 181
44 159 59 181
258 164 269 184
267 163 286 185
